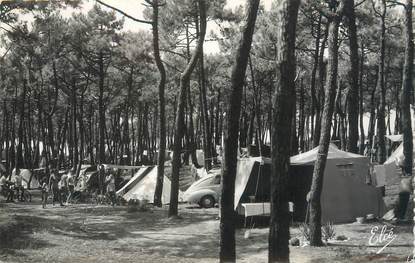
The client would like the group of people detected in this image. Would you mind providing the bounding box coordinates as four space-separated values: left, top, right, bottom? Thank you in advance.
0 168 27 202
1 164 118 208
40 165 117 208
40 166 76 208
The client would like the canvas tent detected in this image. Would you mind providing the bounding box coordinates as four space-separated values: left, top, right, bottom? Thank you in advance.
290 144 385 223
234 157 271 211
385 134 403 142
117 166 183 204
12 168 40 189
384 137 415 166
374 137 415 188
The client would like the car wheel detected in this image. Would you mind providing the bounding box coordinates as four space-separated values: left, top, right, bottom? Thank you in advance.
200 195 215 208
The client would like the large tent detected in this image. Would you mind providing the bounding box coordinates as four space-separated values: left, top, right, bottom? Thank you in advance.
116 166 183 204
290 144 385 223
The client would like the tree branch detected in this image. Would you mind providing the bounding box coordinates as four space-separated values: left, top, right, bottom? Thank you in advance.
95 0 153 25
386 0 406 8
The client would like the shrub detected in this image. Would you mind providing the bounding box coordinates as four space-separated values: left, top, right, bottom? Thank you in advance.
299 223 311 241
322 221 336 241
127 199 140 213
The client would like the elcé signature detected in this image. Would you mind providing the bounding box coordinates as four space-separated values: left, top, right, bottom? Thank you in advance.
368 225 397 254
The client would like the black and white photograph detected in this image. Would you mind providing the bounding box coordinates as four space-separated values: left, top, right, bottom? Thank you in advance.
0 0 415 262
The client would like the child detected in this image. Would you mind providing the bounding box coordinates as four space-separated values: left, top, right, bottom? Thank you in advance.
105 170 116 206
41 179 48 209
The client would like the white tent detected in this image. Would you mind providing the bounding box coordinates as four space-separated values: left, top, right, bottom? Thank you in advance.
374 137 415 188
116 166 152 196
12 168 40 189
289 144 385 223
385 134 403 142
117 166 183 204
234 157 270 210
384 137 415 165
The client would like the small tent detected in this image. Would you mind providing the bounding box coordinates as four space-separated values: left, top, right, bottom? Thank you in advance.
117 166 183 204
374 137 415 190
234 157 271 210
12 168 40 189
384 137 415 166
290 144 385 223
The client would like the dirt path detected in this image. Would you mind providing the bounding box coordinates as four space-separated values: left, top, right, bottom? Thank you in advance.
0 199 413 263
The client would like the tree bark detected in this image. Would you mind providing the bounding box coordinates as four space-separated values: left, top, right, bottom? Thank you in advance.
401 0 413 177
150 0 168 208
199 43 213 170
345 0 359 153
98 50 106 166
309 0 345 246
268 0 300 261
397 0 413 221
313 23 329 147
169 0 207 218
375 0 387 164
359 42 365 154
219 1 260 262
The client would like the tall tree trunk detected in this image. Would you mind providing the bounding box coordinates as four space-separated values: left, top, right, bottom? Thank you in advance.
16 79 26 169
187 83 200 167
397 0 413 221
313 23 329 147
98 51 106 166
219 1 259 261
199 43 213 170
309 0 345 246
298 78 306 152
268 0 300 261
72 80 79 169
359 42 365 154
376 0 387 164
401 0 413 178
310 14 322 148
345 0 359 153
151 0 167 206
169 0 206 218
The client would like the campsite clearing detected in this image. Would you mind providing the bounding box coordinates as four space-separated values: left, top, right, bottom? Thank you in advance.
0 198 412 263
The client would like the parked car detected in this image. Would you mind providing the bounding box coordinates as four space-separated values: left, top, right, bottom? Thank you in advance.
183 173 221 208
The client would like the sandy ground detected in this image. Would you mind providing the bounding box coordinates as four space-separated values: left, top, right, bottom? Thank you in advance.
0 192 413 263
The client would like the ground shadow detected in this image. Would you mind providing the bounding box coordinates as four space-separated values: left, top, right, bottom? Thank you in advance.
0 216 56 257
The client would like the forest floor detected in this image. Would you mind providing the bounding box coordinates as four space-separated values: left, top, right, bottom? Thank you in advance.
0 191 413 263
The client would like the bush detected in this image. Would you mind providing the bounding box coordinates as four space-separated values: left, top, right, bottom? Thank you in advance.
299 223 310 241
127 199 140 213
299 222 336 242
322 221 336 241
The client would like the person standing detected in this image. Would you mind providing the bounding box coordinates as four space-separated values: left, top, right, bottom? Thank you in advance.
66 169 76 204
105 169 116 206
41 179 49 209
59 171 69 204
0 173 13 202
13 168 23 201
49 168 63 207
